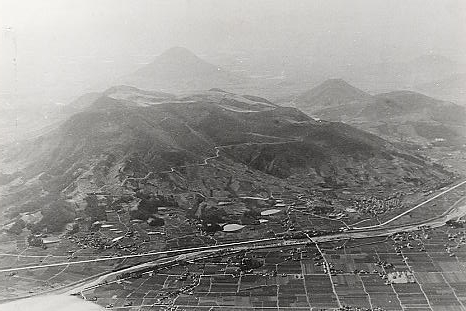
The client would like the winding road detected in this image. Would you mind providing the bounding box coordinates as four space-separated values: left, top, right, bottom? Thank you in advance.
121 134 302 186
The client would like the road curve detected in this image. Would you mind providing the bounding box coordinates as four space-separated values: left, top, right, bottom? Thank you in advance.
121 136 301 186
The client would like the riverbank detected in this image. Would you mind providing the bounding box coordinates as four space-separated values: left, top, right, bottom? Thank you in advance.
0 294 103 311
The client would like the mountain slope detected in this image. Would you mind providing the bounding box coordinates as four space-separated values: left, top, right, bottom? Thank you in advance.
292 79 466 146
294 78 372 110
0 86 454 220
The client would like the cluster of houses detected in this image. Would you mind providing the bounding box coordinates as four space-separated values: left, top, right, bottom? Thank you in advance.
352 195 403 216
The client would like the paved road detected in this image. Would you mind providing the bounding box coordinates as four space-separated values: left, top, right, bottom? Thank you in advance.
63 198 466 296
1 179 465 275
0 237 279 273
2 179 465 306
4 199 466 302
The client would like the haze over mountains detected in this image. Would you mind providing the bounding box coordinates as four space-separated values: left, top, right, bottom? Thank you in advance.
209 52 466 105
293 79 373 109
292 79 466 146
123 47 466 105
335 54 465 95
415 73 466 104
1 45 465 148
119 47 250 93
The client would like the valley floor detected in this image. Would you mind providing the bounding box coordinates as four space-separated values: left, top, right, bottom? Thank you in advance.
1 179 466 310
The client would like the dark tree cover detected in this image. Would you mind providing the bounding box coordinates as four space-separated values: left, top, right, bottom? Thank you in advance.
240 258 263 271
201 206 226 224
135 190 151 200
138 197 159 214
39 200 76 233
129 207 149 221
7 219 26 235
135 191 178 208
241 209 260 225
243 209 260 218
186 193 205 219
26 222 42 234
202 221 222 233
130 192 178 221
68 223 80 234
84 194 107 221
199 206 227 233
241 216 259 225
27 234 44 247
129 197 157 221
148 217 165 227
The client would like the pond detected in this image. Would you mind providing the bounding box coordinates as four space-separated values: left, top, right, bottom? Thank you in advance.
223 224 245 232
42 237 60 245
260 209 281 216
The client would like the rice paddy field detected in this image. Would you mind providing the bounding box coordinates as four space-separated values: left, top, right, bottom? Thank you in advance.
51 223 466 311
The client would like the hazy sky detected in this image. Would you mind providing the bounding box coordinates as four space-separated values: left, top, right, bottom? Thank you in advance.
1 0 465 105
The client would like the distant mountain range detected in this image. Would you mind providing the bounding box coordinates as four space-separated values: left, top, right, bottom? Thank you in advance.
208 51 466 104
334 55 466 104
294 79 373 109
119 47 249 93
3 47 464 150
291 79 466 146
